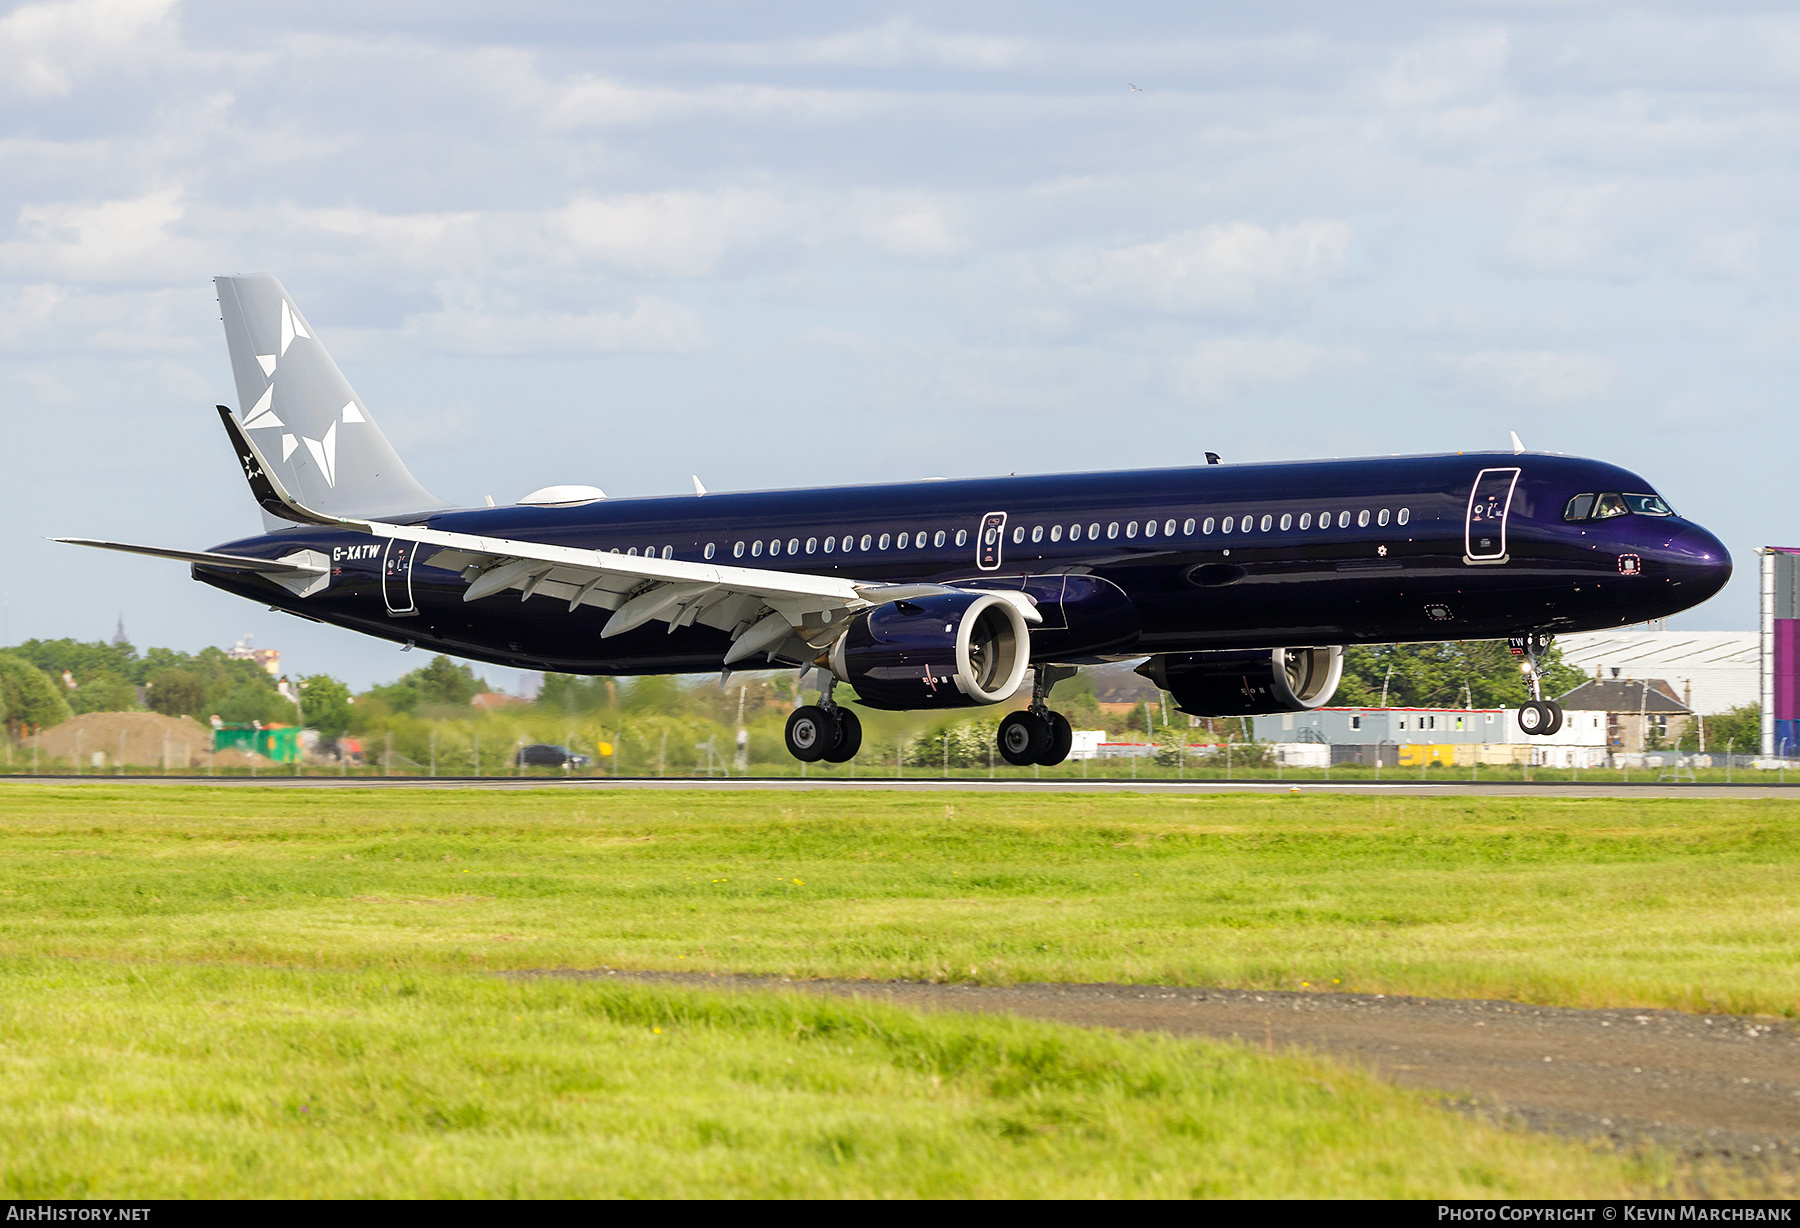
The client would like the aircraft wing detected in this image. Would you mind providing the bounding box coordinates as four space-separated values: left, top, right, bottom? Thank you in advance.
212 405 1036 665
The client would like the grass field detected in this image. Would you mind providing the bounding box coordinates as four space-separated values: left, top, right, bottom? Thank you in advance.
1 786 1796 1014
2 783 1795 1197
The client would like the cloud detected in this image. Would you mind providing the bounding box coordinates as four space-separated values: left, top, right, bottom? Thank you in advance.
1176 336 1359 405
0 189 210 282
1053 222 1352 316
1374 29 1510 108
336 296 708 358
1450 349 1619 407
714 19 1035 70
0 283 203 353
1499 185 1638 277
0 0 175 99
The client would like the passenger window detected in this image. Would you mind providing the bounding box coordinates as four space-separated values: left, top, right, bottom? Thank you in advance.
1068 524 1082 542
1357 510 1370 528
787 538 798 554
955 529 968 547
1183 518 1196 535
806 537 817 554
1564 494 1596 521
734 541 745 558
1201 517 1214 534
1032 525 1044 543
1089 522 1101 539
1050 525 1062 542
861 534 873 551
1142 520 1156 539
934 530 946 548
1125 521 1138 539
627 547 639 557
662 546 673 559
1164 518 1176 536
704 542 716 560
896 532 908 550
823 536 834 554
878 533 891 549
1259 514 1272 531
1397 508 1410 526
751 542 763 558
768 540 781 557
1279 513 1292 531
1299 512 1311 530
1011 526 1023 544
915 532 927 548
1593 493 1628 519
1105 522 1118 539
1377 509 1389 527
1222 516 1234 533
1338 511 1350 528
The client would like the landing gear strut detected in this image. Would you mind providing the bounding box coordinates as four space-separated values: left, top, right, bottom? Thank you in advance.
785 677 863 763
1510 633 1564 736
997 665 1077 767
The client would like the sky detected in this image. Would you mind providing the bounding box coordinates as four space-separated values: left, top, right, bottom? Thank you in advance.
2 0 1797 689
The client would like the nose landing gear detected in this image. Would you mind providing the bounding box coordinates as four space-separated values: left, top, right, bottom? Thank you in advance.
996 665 1078 767
1510 633 1564 736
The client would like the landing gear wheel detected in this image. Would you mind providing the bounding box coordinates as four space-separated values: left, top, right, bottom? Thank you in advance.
786 705 837 762
1517 700 1557 737
822 708 862 763
1541 700 1564 736
1036 711 1073 766
998 710 1049 766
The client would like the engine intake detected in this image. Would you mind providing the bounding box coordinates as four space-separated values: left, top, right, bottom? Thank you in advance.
1137 646 1343 717
826 592 1031 710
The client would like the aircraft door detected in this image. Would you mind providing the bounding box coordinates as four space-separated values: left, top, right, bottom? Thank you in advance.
383 538 418 615
1464 467 1520 564
977 511 1007 571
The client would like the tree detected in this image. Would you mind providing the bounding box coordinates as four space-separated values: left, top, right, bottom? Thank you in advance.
0 654 72 734
366 655 488 713
1679 703 1760 754
1335 641 1584 710
146 669 207 718
299 675 354 741
65 673 139 714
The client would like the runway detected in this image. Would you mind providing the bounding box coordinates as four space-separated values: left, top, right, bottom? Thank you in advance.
536 970 1800 1165
4 774 1799 799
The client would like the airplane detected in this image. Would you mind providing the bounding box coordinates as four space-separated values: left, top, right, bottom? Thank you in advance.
61 275 1732 766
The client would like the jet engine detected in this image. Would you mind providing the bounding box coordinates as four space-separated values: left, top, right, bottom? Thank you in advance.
825 592 1032 710
1137 646 1343 717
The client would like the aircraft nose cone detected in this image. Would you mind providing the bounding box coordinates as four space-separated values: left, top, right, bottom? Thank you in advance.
1664 524 1732 600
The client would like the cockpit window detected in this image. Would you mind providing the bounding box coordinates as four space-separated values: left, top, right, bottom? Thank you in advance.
1566 491 1664 522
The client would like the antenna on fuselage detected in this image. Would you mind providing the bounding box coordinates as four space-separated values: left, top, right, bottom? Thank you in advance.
1205 452 1221 465
1509 431 1525 455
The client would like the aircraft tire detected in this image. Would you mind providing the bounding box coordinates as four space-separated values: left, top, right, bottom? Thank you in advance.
822 709 862 763
1517 700 1553 736
1036 711 1073 766
1542 701 1564 736
786 705 836 762
998 710 1049 766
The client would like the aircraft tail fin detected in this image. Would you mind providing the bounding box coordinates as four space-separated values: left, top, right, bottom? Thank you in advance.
214 274 448 524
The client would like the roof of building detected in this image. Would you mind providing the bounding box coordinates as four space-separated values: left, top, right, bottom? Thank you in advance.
1553 629 1756 715
1555 677 1691 714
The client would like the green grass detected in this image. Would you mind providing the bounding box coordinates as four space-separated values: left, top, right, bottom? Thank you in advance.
1 785 1796 1015
0 957 1676 1198
3 785 1793 1197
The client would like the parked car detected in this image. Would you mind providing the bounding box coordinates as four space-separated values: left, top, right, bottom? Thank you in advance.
514 743 590 770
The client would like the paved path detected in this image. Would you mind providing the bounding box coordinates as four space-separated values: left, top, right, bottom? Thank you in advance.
544 970 1800 1164
5 774 1798 798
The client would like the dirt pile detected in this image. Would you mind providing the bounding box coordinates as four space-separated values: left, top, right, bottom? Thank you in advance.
30 712 216 769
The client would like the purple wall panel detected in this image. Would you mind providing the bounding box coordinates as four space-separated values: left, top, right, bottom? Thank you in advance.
1776 618 1800 722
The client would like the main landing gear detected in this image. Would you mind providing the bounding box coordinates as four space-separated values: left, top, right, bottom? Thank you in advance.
997 666 1077 767
785 679 863 764
1510 633 1564 737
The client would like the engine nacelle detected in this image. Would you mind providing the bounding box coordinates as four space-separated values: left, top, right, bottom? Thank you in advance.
1137 646 1343 717
826 592 1032 711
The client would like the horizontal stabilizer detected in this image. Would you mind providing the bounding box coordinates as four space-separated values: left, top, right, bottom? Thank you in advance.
55 538 330 598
